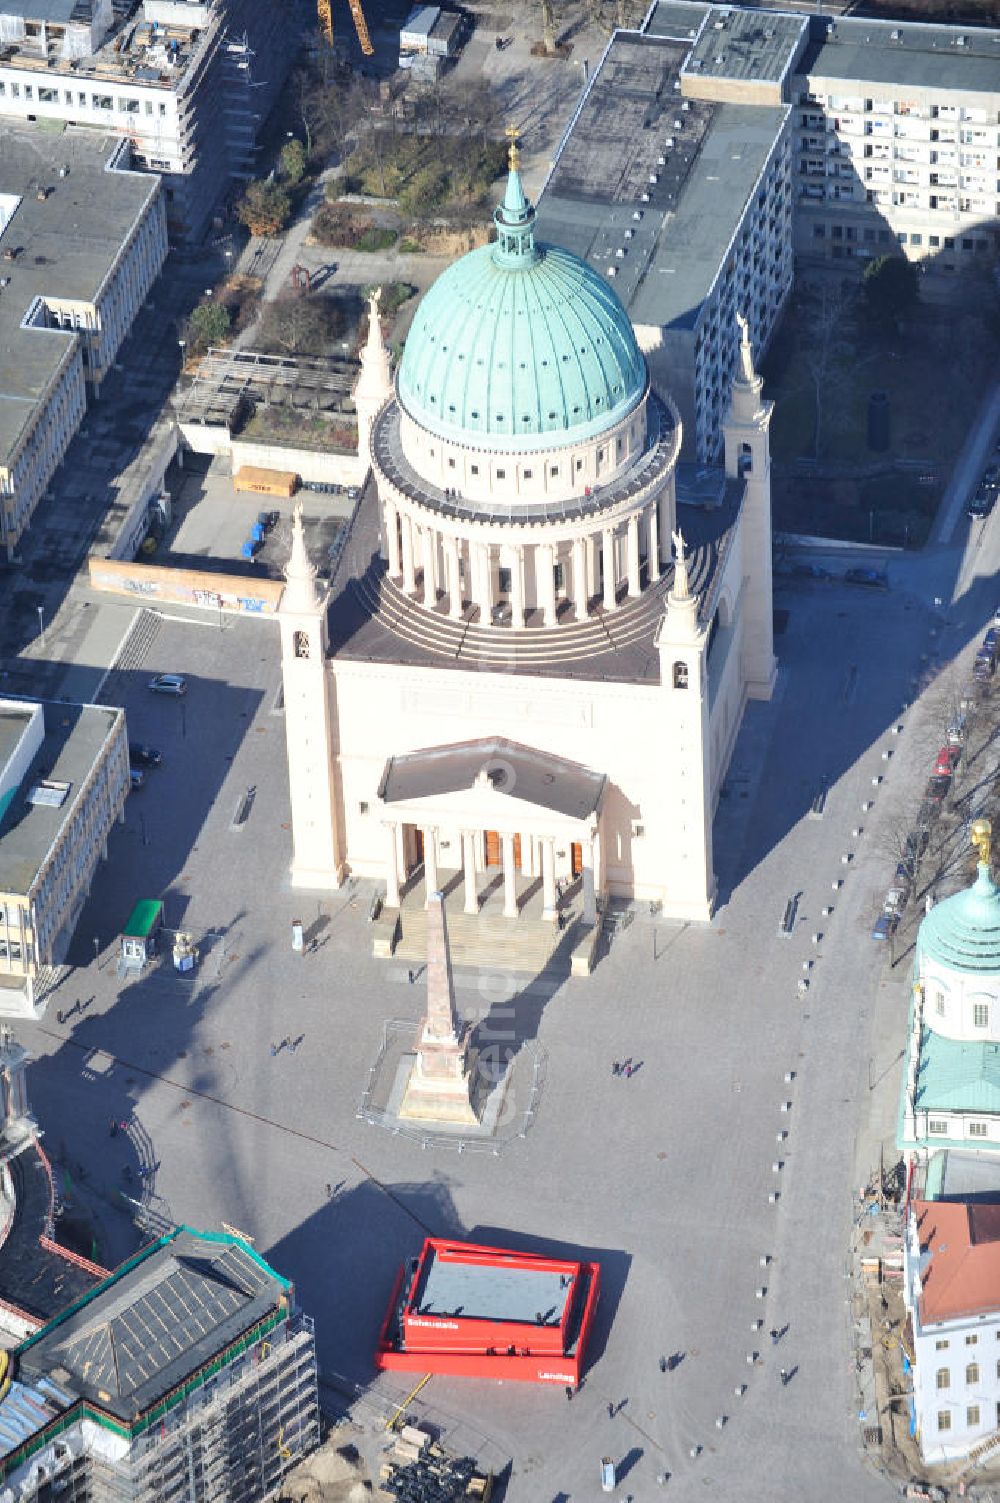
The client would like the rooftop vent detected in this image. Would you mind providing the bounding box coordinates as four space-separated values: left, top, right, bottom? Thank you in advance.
890 28 900 39
955 33 966 44
58 165 69 178
28 779 70 808
681 100 691 111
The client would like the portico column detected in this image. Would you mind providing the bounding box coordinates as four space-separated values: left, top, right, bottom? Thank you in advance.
423 827 438 905
473 541 492 622
385 498 401 576
648 500 661 582
445 535 462 619
462 830 479 914
421 526 437 606
602 528 616 612
571 535 587 618
401 513 416 593
501 832 518 918
510 545 525 629
541 838 558 921
539 543 557 627
582 836 597 924
385 822 400 908
626 513 641 597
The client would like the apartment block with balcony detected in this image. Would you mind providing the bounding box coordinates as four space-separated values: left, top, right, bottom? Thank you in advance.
790 17 1000 272
0 696 128 1018
0 127 167 558
0 0 298 242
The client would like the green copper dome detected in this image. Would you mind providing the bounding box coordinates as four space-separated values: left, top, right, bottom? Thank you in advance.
397 166 647 453
919 864 1000 974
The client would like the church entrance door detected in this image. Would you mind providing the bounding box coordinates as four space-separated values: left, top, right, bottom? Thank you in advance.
571 842 583 877
484 830 501 868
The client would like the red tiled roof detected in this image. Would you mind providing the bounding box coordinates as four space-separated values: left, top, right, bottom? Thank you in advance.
914 1200 1000 1324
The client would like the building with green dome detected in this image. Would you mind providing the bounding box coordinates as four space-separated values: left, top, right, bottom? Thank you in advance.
899 855 1000 1169
278 157 778 943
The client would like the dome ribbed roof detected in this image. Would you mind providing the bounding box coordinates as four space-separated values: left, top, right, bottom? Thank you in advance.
919 864 1000 974
396 167 646 453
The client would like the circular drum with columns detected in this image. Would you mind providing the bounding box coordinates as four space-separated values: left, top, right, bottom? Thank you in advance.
370 155 681 630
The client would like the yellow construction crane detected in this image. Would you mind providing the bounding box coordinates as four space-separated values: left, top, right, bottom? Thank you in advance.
317 0 374 55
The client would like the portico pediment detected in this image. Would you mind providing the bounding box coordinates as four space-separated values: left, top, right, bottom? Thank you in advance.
377 737 606 823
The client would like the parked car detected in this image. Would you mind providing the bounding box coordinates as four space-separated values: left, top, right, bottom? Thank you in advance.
845 567 889 588
973 650 995 682
129 768 145 790
895 857 915 883
257 510 279 534
129 742 161 768
947 713 968 745
934 745 961 776
925 774 952 804
872 910 900 941
905 828 930 862
885 882 910 913
982 463 1000 492
968 491 996 520
148 674 187 696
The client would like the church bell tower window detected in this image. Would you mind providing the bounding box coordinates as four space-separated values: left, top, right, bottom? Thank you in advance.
294 630 311 660
673 661 689 690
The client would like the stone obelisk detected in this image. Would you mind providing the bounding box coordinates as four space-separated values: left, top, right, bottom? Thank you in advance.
399 892 479 1125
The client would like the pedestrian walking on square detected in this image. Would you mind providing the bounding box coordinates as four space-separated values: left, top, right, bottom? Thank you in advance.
624 1062 633 1078
565 1386 573 1402
779 1368 788 1386
623 1056 633 1074
770 1328 779 1345
407 969 414 985
607 1401 614 1419
280 1036 291 1051
659 1355 668 1373
269 1043 278 1057
612 1061 621 1076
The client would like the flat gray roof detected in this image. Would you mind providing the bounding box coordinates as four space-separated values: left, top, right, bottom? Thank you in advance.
797 14 1000 95
416 1249 572 1326
684 5 806 83
17 1229 288 1426
0 698 121 896
2 0 88 21
645 0 708 39
0 127 159 467
538 33 785 331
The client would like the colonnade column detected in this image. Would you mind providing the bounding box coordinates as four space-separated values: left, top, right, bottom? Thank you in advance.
626 513 641 598
384 822 400 908
510 545 525 630
385 498 400 576
473 541 492 622
401 513 416 594
539 543 557 627
571 536 587 619
648 500 661 582
423 827 438 905
462 830 479 914
581 836 597 925
421 527 437 606
541 837 557 921
501 832 518 919
602 528 616 612
445 535 462 620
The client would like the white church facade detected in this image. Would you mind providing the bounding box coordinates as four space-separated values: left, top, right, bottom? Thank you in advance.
278 155 777 949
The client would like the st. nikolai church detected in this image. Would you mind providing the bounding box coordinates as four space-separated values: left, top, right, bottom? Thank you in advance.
277 151 776 958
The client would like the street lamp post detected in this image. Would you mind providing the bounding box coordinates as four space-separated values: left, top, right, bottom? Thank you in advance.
36 604 45 647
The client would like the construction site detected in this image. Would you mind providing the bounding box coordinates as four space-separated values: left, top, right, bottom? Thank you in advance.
0 1228 320 1503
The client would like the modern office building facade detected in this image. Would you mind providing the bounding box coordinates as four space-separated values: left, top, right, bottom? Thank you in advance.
539 1 999 461
0 696 128 1017
0 0 297 242
0 128 167 558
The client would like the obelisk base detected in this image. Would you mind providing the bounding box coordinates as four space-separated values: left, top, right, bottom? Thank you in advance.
399 1043 480 1126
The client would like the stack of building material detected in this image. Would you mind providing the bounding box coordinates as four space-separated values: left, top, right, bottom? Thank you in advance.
376 1424 491 1501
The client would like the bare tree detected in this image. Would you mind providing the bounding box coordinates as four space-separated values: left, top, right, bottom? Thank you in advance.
803 283 851 460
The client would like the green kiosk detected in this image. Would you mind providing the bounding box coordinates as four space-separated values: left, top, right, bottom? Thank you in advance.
118 900 164 978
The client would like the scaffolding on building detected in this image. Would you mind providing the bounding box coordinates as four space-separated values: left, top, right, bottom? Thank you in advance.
9 1314 319 1503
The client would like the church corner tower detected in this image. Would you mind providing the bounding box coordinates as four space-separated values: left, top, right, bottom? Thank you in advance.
353 288 392 471
724 312 776 702
278 505 344 890
655 532 716 922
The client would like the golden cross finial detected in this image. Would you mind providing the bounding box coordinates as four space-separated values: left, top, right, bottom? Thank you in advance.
505 124 521 173
972 818 992 868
